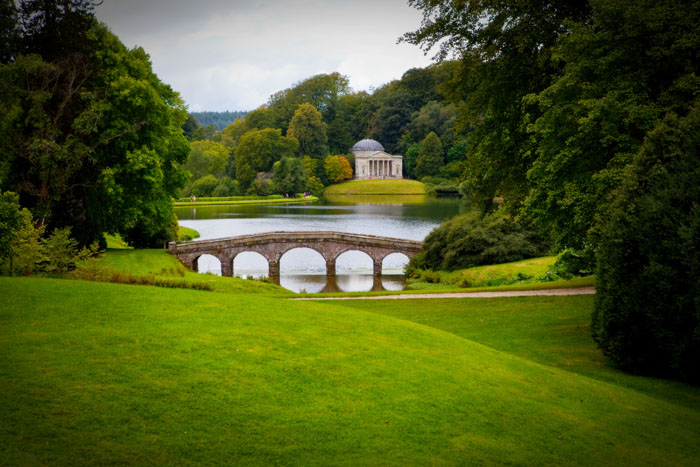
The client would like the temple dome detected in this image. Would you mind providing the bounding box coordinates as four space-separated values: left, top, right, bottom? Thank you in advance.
352 139 384 152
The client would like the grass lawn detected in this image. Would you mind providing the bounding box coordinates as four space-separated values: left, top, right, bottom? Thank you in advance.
324 179 427 195
408 256 565 290
83 247 287 295
1 277 699 464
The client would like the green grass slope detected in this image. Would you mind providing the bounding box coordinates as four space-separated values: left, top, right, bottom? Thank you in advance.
84 248 287 295
324 179 426 195
2 278 699 465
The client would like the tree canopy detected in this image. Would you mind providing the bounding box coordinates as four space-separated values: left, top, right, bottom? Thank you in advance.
0 1 189 248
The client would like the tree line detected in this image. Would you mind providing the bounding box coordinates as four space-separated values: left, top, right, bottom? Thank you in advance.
178 64 471 198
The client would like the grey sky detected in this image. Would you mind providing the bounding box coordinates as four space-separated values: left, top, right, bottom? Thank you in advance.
95 0 434 112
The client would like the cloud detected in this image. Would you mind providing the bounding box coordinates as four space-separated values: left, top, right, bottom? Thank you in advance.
96 0 434 111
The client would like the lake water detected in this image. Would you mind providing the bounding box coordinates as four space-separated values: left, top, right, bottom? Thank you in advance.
175 194 469 293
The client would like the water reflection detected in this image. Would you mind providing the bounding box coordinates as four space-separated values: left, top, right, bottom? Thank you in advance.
280 274 406 294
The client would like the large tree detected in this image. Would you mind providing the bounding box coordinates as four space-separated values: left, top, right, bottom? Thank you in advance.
286 103 328 167
0 1 189 247
403 0 591 208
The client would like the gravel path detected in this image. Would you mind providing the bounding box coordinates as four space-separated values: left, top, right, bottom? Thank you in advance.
291 286 596 300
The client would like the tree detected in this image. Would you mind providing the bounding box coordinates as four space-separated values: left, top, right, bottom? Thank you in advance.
524 0 700 252
287 103 328 164
185 140 229 181
404 143 419 178
0 7 189 248
234 128 298 190
190 175 219 197
182 113 200 141
591 105 700 383
403 0 591 208
415 132 444 178
324 155 353 183
272 157 307 195
0 191 24 274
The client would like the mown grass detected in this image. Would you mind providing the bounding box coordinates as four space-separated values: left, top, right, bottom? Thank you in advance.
1 278 699 465
324 179 427 195
83 248 287 295
337 295 700 410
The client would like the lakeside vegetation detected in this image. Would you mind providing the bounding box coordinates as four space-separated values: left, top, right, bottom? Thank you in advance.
173 194 318 207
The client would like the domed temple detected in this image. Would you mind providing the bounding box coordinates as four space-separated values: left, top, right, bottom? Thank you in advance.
352 139 403 180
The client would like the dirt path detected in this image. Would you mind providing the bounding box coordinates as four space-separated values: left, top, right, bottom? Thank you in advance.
291 286 596 300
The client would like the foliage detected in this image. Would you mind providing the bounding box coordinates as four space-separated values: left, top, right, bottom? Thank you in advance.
189 175 219 197
591 106 700 383
414 132 444 178
286 103 328 164
212 177 240 197
323 155 353 183
0 5 188 248
184 140 229 181
234 128 298 191
306 176 325 197
0 191 23 271
404 0 590 209
272 157 307 195
524 0 700 251
415 210 550 271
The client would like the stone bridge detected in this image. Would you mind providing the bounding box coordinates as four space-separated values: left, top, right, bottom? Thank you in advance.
168 231 423 279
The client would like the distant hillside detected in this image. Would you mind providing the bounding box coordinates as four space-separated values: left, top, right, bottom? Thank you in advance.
191 111 249 130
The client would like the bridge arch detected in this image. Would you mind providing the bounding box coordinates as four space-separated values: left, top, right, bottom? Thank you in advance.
382 252 410 275
233 251 269 278
280 247 326 275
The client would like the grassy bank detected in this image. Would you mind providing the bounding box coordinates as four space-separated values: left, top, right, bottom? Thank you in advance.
324 179 427 195
174 195 317 207
2 278 699 464
407 256 564 290
81 247 287 295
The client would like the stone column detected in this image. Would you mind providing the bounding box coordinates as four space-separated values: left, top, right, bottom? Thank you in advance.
373 259 382 277
221 258 233 277
268 260 280 281
326 258 336 277
371 275 384 292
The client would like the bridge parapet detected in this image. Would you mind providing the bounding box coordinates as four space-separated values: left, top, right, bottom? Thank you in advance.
168 230 423 279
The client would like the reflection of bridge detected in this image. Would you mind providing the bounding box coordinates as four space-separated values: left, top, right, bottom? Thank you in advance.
168 231 423 280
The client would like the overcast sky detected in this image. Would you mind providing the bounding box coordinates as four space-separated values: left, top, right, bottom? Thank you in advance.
95 0 435 112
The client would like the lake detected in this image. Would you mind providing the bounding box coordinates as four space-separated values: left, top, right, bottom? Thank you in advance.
175 194 469 293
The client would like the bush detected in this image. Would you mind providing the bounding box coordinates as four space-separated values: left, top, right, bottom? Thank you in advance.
212 177 241 197
416 210 550 271
190 175 219 197
591 107 700 383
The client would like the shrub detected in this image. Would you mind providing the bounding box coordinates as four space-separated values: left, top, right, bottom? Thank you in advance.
190 175 219 197
591 107 700 383
416 210 550 271
212 177 241 197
